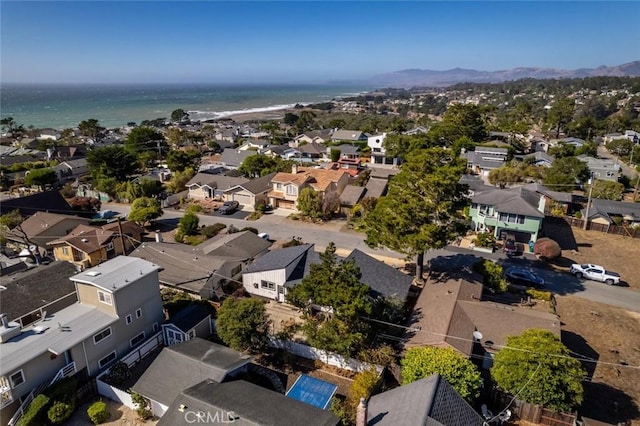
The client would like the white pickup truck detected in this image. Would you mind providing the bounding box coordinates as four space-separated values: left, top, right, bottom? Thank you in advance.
570 263 621 285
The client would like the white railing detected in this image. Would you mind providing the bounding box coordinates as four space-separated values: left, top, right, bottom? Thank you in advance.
119 331 164 369
49 362 77 386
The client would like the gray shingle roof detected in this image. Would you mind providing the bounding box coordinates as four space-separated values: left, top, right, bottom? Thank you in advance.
198 231 272 258
186 172 249 190
346 249 412 301
335 144 360 154
472 187 544 218
586 198 640 223
131 338 252 407
230 172 277 195
218 149 259 168
367 374 484 426
158 379 339 426
332 129 366 141
244 244 315 274
166 304 211 333
0 261 78 322
70 256 160 293
340 185 366 207
364 177 388 199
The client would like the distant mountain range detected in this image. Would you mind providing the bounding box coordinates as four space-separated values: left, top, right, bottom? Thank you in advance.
370 61 640 88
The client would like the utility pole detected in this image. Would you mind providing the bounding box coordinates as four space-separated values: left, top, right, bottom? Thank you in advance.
583 177 594 231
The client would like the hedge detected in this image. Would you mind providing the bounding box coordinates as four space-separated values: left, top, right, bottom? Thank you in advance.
87 401 110 425
16 394 50 426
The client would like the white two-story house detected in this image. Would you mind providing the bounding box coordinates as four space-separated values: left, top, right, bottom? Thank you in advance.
368 132 399 166
0 256 163 424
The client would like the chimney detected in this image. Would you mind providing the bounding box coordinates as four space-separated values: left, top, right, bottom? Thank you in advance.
292 163 298 174
0 314 8 328
356 397 367 426
155 230 163 243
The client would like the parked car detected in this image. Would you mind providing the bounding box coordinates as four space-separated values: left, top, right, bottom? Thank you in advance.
570 264 621 285
257 232 270 240
218 201 239 215
504 267 545 288
503 238 519 256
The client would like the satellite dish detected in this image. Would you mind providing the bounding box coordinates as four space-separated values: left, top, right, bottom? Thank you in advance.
29 245 37 252
472 331 483 341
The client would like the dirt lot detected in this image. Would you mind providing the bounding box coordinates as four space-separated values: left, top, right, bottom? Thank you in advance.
545 223 640 291
555 295 640 425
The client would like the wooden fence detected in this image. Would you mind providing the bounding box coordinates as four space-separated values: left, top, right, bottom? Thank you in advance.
563 216 640 238
492 390 576 426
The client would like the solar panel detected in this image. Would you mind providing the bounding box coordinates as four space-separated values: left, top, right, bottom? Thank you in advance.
286 374 338 410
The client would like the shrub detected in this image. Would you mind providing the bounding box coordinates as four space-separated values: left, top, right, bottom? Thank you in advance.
526 289 552 301
131 392 152 420
246 211 262 221
17 394 50 426
200 223 226 237
474 232 496 248
101 361 131 388
240 227 258 234
186 204 203 213
87 401 110 424
574 211 583 219
48 401 74 424
472 259 508 293
227 224 239 234
533 238 561 260
45 377 77 404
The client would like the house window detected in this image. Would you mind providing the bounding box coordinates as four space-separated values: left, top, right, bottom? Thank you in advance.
125 314 132 325
260 280 275 290
62 247 69 256
135 308 142 319
98 351 117 369
479 204 490 215
105 242 114 251
276 183 283 190
188 330 196 339
130 332 145 348
498 212 525 224
153 322 159 333
97 291 113 306
93 327 112 344
286 185 296 196
9 370 25 388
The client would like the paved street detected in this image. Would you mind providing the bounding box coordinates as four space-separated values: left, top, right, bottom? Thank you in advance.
105 202 640 312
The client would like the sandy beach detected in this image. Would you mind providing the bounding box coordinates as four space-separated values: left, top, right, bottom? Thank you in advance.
225 110 288 123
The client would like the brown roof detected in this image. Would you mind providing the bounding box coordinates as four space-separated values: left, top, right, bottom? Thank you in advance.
404 271 560 356
272 167 347 193
101 220 144 238
12 212 89 239
48 224 115 254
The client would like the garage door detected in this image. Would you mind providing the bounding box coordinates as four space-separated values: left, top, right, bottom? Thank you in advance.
232 193 253 206
277 200 295 210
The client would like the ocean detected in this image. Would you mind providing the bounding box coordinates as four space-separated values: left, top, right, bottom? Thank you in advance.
0 83 373 130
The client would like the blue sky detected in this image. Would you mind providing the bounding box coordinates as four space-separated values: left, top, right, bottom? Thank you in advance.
1 1 639 84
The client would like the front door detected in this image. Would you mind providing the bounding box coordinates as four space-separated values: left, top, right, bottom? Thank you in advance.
277 285 285 302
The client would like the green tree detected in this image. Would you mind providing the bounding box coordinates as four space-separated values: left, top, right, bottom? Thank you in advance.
430 104 488 144
238 154 280 177
78 118 104 141
166 149 200 173
402 346 481 402
178 211 199 236
491 329 585 411
383 134 430 159
364 148 469 280
606 138 633 157
128 197 163 226
548 143 576 158
297 187 323 219
283 112 299 126
216 298 271 352
87 145 140 181
546 98 575 138
588 179 625 201
543 156 590 192
168 167 195 193
0 209 23 245
24 168 56 190
488 166 523 188
1 116 25 136
171 108 189 122
126 126 166 154
330 148 341 162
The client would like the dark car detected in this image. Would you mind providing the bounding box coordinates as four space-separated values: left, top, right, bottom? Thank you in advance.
503 238 519 256
218 201 239 215
504 267 545 287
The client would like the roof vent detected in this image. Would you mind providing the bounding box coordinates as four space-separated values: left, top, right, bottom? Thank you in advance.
81 238 89 243
86 271 101 277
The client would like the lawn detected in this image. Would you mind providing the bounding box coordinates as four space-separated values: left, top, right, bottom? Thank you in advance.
556 295 640 425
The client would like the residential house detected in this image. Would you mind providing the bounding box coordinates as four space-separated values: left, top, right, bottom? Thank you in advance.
131 338 252 417
237 139 270 151
523 183 574 216
242 244 412 306
0 262 78 328
217 148 257 170
339 185 366 214
331 143 361 160
529 138 550 153
550 137 586 149
331 129 367 143
405 272 560 370
403 126 429 136
37 129 60 141
0 256 163 424
268 164 349 210
462 147 508 177
523 151 555 168
624 130 640 144
469 186 545 242
366 374 484 426
130 231 271 298
581 199 640 228
298 141 329 161
47 221 143 270
291 130 333 147
577 155 621 182
4 212 90 257
603 132 623 145
224 172 276 208
0 190 74 217
368 132 398 166
161 304 213 346
158 379 339 426
186 172 249 200
48 145 87 161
